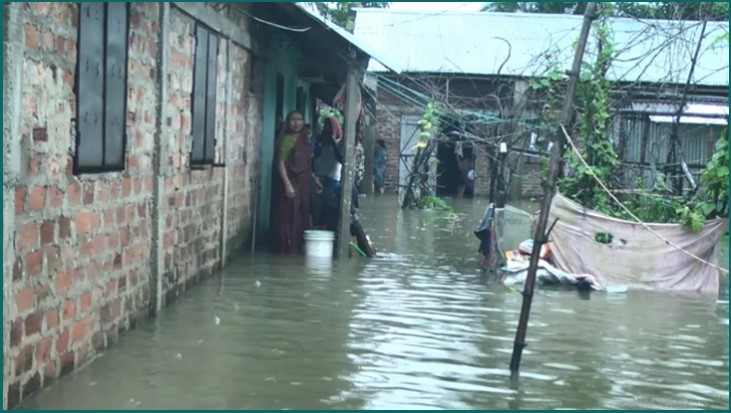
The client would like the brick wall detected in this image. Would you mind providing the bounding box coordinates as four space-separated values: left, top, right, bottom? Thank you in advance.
474 148 491 197
520 162 544 199
373 87 421 192
4 3 263 408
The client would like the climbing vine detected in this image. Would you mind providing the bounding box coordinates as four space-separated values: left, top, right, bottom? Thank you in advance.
529 17 727 232
558 20 619 211
401 101 440 209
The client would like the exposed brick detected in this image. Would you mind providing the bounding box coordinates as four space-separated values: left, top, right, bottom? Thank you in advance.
40 219 55 245
56 328 70 354
82 182 95 205
25 249 43 277
56 35 65 54
29 186 46 211
15 186 26 215
13 259 23 281
56 271 72 295
16 344 34 376
32 127 48 142
91 331 106 352
67 181 82 206
25 311 43 336
16 287 36 313
42 30 54 50
63 299 75 321
43 360 58 382
45 245 62 273
80 292 92 313
24 23 39 49
46 309 60 330
47 185 64 208
36 338 53 364
97 185 110 203
59 351 74 376
10 318 24 346
17 222 38 251
75 211 96 234
71 315 92 343
59 216 71 239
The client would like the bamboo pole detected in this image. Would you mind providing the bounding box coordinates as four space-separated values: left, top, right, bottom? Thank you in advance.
509 2 598 376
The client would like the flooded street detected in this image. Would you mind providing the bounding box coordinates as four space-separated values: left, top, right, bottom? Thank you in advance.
21 196 729 410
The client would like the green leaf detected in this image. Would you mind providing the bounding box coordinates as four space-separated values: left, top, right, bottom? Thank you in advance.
717 166 729 178
701 203 716 217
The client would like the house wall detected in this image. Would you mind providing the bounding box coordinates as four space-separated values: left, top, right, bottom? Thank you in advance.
2 3 263 408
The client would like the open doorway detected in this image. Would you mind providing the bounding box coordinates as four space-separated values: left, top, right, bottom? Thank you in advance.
436 141 475 197
268 73 286 247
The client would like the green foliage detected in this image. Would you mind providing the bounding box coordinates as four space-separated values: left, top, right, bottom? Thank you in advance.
402 101 440 209
678 130 730 230
423 195 454 213
481 2 729 21
529 17 727 232
310 2 390 32
417 101 439 142
556 19 620 209
482 2 586 15
317 106 344 131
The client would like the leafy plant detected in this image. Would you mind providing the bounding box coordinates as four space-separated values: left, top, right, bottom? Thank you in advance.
527 17 726 233
309 2 390 32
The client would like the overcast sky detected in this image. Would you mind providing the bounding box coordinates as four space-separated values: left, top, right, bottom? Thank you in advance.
387 2 485 12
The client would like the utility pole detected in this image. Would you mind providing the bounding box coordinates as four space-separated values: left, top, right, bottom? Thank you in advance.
509 2 598 376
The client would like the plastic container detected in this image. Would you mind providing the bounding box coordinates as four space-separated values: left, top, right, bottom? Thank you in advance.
304 230 335 259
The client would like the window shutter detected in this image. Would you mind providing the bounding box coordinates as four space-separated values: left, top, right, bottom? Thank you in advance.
76 3 105 170
191 25 209 164
204 33 218 163
103 2 128 168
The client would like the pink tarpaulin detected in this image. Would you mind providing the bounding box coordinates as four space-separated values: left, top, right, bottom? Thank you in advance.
547 193 728 294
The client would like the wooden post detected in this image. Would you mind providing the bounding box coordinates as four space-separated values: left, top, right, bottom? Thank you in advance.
509 2 597 376
336 62 360 259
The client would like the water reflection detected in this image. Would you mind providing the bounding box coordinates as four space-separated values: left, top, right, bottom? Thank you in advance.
20 195 729 410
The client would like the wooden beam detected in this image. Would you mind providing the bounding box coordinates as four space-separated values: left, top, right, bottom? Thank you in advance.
336 62 360 259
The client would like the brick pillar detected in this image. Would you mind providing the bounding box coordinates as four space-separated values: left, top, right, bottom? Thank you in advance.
219 38 232 266
150 3 169 315
3 3 24 409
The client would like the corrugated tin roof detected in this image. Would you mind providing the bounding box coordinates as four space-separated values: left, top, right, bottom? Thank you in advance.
294 4 404 74
353 9 729 87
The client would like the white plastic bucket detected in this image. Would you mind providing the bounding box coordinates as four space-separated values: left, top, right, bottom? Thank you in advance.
304 230 335 259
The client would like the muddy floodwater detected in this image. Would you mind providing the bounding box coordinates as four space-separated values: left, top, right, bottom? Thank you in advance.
21 195 729 410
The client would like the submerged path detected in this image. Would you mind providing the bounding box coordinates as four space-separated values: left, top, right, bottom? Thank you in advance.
21 196 729 410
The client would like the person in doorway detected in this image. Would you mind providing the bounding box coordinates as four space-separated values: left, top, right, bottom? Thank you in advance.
311 116 359 231
274 110 316 254
373 139 388 195
304 123 316 154
354 135 365 194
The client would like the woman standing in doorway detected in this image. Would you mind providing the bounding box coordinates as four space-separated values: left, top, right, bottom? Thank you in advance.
275 110 315 254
